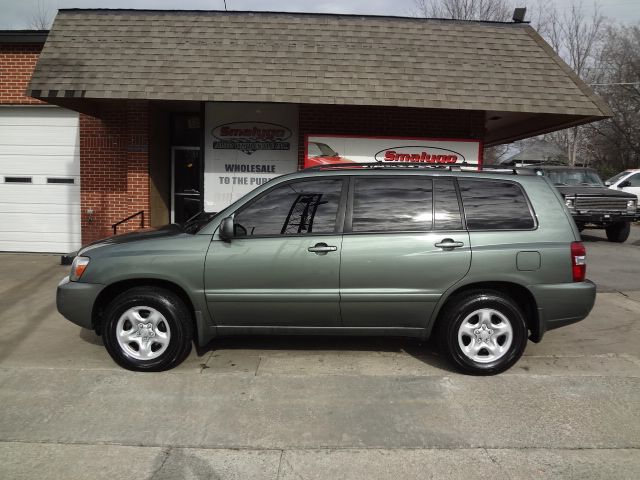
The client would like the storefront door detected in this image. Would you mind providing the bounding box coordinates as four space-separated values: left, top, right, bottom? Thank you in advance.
172 146 201 223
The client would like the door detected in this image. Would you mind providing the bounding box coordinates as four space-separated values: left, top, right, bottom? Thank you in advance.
340 176 471 328
205 177 346 327
172 147 201 223
618 172 640 200
0 106 80 253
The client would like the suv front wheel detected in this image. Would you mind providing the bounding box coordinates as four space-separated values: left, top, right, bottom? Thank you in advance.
437 290 528 375
102 287 193 371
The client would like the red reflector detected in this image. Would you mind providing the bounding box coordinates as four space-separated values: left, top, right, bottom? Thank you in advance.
571 241 586 282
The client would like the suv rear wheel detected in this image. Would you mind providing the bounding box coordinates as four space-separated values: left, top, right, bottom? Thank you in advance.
437 290 528 375
605 221 630 243
102 287 193 371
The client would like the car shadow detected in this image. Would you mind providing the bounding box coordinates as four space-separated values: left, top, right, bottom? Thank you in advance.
79 327 103 346
197 334 458 374
580 231 608 243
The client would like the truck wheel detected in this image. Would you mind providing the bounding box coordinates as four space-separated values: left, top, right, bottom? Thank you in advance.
436 290 528 375
102 287 193 371
605 222 630 243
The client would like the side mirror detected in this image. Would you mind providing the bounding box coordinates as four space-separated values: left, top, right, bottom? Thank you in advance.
219 216 234 241
604 181 611 186
619 180 631 188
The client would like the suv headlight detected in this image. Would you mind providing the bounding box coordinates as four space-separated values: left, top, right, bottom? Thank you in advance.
627 199 637 212
70 256 90 282
565 197 575 209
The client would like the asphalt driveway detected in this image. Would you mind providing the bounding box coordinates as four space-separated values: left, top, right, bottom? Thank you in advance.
1 227 639 479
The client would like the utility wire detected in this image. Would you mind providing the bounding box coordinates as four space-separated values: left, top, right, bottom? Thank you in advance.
590 82 640 86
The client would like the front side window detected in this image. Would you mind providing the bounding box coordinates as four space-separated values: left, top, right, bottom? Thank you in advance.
459 179 535 230
626 173 640 187
352 177 433 232
233 179 343 236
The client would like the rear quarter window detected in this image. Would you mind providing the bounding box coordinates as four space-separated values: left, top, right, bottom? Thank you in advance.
458 179 535 230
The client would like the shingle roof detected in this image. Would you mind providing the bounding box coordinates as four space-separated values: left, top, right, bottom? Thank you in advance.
28 9 611 118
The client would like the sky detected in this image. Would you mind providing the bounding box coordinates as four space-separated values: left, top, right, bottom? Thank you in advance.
0 0 638 29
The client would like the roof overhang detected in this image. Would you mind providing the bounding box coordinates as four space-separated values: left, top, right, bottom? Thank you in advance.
28 10 612 144
0 30 48 44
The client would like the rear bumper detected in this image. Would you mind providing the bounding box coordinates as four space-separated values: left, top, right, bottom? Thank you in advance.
56 276 104 330
529 280 596 341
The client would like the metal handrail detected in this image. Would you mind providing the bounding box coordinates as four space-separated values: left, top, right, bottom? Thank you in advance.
112 210 145 235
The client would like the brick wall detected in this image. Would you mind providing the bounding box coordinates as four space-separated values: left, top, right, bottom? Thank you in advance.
80 100 150 243
298 104 485 168
78 102 484 243
0 44 44 104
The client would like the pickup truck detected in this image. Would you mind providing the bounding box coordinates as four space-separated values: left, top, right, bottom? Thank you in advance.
525 166 638 242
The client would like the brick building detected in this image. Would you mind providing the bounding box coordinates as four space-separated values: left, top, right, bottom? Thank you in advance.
3 9 611 251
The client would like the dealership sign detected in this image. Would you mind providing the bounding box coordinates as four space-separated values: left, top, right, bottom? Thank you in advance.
204 103 299 212
304 135 482 168
211 122 293 154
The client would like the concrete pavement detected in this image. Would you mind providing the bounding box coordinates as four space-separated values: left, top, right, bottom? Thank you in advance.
1 227 639 479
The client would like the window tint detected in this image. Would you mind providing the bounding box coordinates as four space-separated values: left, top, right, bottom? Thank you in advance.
459 179 534 230
627 173 640 187
352 177 433 232
434 178 463 230
233 179 342 236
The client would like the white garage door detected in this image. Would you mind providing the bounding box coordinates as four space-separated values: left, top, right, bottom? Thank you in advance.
0 106 81 253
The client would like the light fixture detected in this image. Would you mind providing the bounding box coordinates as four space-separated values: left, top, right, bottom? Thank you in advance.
513 8 527 23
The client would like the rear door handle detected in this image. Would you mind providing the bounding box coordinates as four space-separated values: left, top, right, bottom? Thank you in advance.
308 242 338 255
435 238 465 250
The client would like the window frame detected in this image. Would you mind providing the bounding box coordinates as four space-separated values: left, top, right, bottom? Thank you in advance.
457 178 538 232
344 175 446 235
230 176 348 239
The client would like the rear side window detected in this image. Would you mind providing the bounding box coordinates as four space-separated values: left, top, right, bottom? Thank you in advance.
434 178 463 230
352 177 433 232
458 179 535 230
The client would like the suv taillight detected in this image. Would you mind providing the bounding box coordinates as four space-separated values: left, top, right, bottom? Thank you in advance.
571 241 586 282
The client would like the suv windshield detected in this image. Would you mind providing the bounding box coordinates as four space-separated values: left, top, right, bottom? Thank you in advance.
309 142 338 157
606 171 630 185
546 169 603 187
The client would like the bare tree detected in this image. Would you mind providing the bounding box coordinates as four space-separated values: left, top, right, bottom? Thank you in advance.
536 1 606 166
586 24 640 173
414 0 513 21
29 0 54 30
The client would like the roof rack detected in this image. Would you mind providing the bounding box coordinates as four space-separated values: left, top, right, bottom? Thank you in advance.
303 162 535 175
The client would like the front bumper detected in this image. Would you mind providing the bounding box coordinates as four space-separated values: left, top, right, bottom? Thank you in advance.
570 212 637 224
56 276 104 330
529 280 596 341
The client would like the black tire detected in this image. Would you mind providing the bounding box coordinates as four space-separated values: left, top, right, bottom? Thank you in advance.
102 287 193 372
605 222 630 243
436 289 528 375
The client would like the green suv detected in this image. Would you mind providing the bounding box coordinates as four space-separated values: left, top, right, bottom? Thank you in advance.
57 164 596 374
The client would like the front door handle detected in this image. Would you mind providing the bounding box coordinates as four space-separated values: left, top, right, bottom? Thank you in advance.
308 242 338 255
435 238 465 250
